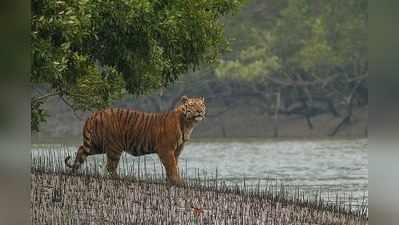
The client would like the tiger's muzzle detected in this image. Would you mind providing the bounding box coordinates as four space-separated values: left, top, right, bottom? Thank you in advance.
193 111 206 121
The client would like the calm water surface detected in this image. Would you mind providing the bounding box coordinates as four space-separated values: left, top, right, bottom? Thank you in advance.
182 139 368 202
32 138 368 204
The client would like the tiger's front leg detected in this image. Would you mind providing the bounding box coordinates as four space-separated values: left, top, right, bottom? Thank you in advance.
158 150 182 186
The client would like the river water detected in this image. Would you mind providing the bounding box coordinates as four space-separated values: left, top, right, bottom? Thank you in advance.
181 139 368 204
32 138 368 206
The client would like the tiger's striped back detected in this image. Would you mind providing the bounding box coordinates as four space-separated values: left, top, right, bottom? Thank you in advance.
83 108 183 158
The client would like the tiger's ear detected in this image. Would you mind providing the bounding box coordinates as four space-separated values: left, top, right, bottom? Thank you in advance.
181 95 189 104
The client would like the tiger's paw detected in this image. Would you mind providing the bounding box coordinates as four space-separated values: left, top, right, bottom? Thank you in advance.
168 176 183 186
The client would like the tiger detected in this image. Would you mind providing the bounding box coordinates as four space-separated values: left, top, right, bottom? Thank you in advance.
64 96 206 185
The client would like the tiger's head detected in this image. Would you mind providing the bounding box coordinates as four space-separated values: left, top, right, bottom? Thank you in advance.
178 96 206 122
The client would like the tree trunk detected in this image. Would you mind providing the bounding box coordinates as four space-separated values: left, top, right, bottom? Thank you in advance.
296 74 314 130
273 91 280 138
329 79 365 136
300 99 314 130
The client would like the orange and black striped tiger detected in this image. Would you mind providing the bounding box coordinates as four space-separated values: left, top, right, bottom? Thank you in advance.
65 96 206 185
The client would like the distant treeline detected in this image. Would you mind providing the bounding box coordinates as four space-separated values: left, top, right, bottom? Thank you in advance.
33 0 367 139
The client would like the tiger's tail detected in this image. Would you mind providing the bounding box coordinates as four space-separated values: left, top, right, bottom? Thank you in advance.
64 145 89 170
64 156 75 169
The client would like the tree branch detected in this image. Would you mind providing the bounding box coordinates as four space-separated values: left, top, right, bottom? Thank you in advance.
31 91 61 103
59 95 83 120
264 74 340 87
329 78 366 136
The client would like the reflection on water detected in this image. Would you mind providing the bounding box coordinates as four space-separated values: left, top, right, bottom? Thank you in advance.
32 138 368 205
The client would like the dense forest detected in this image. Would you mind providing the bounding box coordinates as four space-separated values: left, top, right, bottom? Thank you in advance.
32 0 367 140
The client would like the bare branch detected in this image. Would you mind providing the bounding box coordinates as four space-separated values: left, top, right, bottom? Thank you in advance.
59 95 83 120
31 91 61 103
329 78 366 136
264 74 340 87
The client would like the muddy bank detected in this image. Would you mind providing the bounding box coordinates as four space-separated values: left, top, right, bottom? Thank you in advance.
31 172 367 225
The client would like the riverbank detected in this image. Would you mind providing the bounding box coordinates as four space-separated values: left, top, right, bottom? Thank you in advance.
31 172 367 225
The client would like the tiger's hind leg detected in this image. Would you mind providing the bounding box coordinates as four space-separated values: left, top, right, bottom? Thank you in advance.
65 145 90 173
106 151 121 179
